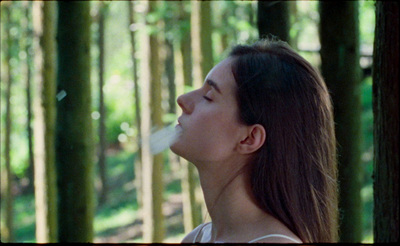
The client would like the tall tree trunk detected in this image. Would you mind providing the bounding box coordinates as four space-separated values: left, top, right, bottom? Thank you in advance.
288 1 299 50
191 0 214 86
139 0 152 240
24 1 35 193
190 0 212 220
149 31 165 242
128 0 143 209
199 1 214 81
199 1 214 221
56 2 94 242
1 3 14 242
319 2 362 242
142 1 165 242
219 1 237 53
32 1 58 242
257 1 290 42
165 39 176 114
181 160 199 232
373 1 399 243
97 1 108 206
191 0 202 89
163 2 176 116
178 1 201 232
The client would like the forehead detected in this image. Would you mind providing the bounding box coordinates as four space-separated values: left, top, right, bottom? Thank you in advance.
205 57 236 94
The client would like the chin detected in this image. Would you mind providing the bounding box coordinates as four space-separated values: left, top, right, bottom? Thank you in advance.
170 143 193 163
170 143 183 156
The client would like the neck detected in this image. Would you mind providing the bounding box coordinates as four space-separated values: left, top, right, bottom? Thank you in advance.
196 159 270 241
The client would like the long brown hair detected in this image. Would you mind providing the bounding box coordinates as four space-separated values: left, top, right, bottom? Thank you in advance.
229 39 338 243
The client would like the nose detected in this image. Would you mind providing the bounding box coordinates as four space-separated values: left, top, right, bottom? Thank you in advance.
177 93 194 114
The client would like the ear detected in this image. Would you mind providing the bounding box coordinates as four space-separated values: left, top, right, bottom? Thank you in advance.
237 124 266 154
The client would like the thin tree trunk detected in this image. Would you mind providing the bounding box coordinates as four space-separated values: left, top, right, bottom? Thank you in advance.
181 160 199 232
56 2 94 242
178 1 201 232
190 0 211 221
24 1 35 193
142 1 165 242
257 1 290 42
163 1 176 116
139 0 152 240
191 0 202 89
98 1 108 205
149 0 164 241
199 1 214 81
165 38 176 115
372 1 399 243
128 0 143 209
319 1 362 242
32 1 58 242
288 1 299 50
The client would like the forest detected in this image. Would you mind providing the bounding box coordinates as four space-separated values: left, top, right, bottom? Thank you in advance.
1 0 398 243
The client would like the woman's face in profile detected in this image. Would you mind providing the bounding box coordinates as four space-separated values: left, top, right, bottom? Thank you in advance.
171 57 247 166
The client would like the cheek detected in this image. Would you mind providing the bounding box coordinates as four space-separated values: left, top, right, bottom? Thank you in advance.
172 111 240 161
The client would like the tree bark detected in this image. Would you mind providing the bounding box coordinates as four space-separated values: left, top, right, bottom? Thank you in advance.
139 0 152 241
190 0 212 221
258 1 290 42
190 0 202 89
164 22 176 115
319 1 362 242
178 1 201 232
24 1 35 193
288 1 299 49
97 1 108 206
56 2 94 242
142 1 165 242
128 0 143 211
199 1 214 81
149 8 165 242
32 1 58 242
372 1 399 243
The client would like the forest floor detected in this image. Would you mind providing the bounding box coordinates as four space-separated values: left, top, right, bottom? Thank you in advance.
91 147 188 243
94 193 185 243
12 147 189 243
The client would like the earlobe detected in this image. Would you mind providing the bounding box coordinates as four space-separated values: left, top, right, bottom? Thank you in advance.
237 124 266 154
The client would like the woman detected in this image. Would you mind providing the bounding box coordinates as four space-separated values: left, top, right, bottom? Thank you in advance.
170 39 338 243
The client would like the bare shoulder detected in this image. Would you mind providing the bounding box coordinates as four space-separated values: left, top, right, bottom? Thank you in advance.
181 223 206 243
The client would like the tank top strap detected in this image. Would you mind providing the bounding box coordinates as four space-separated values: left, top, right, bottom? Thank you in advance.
193 222 212 243
248 234 302 243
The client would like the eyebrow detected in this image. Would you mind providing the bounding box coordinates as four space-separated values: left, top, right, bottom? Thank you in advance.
206 79 222 94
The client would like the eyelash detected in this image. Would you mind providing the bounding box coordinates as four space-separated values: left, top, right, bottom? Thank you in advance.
203 96 212 102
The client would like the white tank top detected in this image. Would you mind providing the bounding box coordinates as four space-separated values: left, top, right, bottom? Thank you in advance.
193 222 302 243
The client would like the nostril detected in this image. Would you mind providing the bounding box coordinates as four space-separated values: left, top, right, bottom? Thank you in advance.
177 94 193 114
177 95 187 113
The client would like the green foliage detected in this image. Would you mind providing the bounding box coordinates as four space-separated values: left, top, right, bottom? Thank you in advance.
359 0 376 46
103 77 135 143
360 77 374 242
13 194 35 242
1 1 31 178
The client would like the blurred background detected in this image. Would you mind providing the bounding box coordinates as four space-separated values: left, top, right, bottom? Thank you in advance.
1 0 376 243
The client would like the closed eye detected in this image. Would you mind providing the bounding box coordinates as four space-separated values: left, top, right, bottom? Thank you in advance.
203 96 212 102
